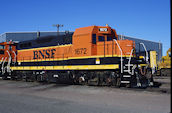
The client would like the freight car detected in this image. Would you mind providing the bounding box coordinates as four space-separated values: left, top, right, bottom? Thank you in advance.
0 25 154 88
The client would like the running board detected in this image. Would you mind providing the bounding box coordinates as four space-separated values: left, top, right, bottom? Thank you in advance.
121 81 130 83
123 75 131 77
124 70 130 72
124 64 133 66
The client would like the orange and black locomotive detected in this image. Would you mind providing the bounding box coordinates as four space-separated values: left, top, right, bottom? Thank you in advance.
0 25 153 88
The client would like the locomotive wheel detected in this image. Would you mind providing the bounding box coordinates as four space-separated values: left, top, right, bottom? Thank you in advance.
125 84 131 88
88 74 99 86
78 77 86 85
36 75 43 82
160 68 171 76
10 76 16 80
111 78 117 86
145 69 152 79
116 77 121 87
2 75 7 80
106 77 112 86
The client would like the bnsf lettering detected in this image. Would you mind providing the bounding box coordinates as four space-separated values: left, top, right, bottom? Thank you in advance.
75 48 87 55
33 49 56 59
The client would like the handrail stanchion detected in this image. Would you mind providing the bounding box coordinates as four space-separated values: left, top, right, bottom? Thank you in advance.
0 57 4 64
127 49 134 74
140 43 149 64
6 50 11 73
1 57 7 74
113 39 123 73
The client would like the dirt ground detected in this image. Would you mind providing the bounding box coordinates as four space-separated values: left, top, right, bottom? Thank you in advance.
152 76 171 93
0 76 171 113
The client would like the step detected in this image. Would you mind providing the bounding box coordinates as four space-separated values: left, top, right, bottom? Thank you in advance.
124 70 130 72
121 81 130 84
123 75 131 77
124 64 133 66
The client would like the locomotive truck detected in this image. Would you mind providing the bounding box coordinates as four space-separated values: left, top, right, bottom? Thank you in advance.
0 25 154 88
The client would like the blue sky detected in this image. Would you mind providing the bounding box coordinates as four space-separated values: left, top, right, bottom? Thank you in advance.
0 0 170 55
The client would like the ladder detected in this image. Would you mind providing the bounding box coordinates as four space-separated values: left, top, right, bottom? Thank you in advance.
121 63 141 87
120 49 142 87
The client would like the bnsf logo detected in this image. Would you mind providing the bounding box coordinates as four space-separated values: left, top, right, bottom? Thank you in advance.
33 49 56 59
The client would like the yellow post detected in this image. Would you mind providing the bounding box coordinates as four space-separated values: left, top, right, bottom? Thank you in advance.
150 51 157 68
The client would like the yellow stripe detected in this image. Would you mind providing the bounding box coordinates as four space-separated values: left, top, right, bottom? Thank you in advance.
140 64 148 66
68 55 133 60
17 55 133 62
18 44 72 52
10 64 119 70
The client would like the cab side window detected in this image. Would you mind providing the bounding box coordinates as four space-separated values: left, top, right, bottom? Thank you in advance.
0 45 5 54
98 36 105 42
0 50 4 54
107 36 113 41
9 45 12 51
92 34 96 44
0 45 5 49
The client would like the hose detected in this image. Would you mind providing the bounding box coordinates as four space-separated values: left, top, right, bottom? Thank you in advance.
140 67 147 75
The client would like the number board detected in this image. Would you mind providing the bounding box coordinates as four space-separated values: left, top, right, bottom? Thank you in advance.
99 28 108 32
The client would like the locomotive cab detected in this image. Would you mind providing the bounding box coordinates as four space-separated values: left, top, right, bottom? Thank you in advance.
73 25 134 57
